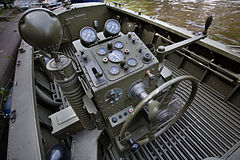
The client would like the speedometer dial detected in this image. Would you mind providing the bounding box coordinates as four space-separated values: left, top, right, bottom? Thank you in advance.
80 27 97 47
108 50 125 63
104 19 121 37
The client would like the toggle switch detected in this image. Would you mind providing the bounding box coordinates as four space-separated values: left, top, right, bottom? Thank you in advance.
145 70 155 80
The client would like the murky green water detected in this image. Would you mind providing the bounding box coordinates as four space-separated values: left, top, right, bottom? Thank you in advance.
108 0 240 45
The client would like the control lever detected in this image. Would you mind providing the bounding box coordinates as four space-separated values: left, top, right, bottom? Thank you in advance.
155 16 213 61
203 15 213 35
95 72 103 78
127 139 140 153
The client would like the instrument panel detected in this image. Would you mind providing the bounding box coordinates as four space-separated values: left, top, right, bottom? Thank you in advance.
74 19 159 137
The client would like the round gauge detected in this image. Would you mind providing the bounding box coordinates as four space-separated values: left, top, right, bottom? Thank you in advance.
108 50 125 63
80 27 97 47
109 66 120 75
104 88 123 104
97 48 107 56
104 19 121 37
114 41 124 49
127 58 138 67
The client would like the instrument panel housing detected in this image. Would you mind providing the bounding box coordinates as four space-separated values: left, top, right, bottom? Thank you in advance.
73 32 159 137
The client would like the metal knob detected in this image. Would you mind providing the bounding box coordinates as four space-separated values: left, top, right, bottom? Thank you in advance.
120 60 126 68
123 64 129 71
127 139 139 153
107 42 113 50
82 54 87 61
142 53 152 63
131 37 136 44
128 32 132 38
95 72 103 78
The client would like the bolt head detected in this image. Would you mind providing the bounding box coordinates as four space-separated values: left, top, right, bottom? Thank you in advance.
158 46 165 52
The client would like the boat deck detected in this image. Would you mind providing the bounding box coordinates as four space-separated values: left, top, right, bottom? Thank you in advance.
104 60 240 160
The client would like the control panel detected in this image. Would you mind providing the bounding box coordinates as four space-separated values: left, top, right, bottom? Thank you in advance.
108 106 134 127
73 20 159 137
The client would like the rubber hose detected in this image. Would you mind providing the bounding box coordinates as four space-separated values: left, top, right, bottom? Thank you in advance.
35 86 62 109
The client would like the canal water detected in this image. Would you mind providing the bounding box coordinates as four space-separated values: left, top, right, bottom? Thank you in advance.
108 0 240 46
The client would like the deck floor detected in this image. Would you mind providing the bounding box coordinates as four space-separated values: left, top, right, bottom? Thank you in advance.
104 60 240 160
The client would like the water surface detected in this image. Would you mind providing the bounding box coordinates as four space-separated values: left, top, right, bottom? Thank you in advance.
108 0 240 45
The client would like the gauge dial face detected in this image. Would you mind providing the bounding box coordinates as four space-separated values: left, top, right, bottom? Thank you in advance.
105 19 121 36
108 49 125 63
114 41 124 49
97 48 107 56
80 27 97 44
108 50 125 63
104 88 123 104
127 58 138 67
109 66 120 75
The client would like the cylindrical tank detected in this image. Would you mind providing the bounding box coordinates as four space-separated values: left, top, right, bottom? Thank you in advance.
47 55 94 130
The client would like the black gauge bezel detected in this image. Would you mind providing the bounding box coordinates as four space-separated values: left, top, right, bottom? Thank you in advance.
114 41 124 49
97 47 107 56
127 58 138 67
108 66 120 75
104 19 121 38
108 49 125 63
79 26 97 47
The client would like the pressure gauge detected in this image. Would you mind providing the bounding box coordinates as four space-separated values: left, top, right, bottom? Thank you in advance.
80 27 97 47
127 58 137 67
97 48 107 56
108 50 125 63
104 19 121 37
114 41 124 49
109 66 120 75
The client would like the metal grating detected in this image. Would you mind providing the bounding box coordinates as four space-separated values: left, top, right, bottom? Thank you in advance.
103 60 240 160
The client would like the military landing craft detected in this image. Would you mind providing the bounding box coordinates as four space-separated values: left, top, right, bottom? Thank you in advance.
2 2 240 160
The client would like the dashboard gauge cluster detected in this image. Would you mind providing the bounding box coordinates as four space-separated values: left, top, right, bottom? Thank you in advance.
80 27 97 47
79 19 121 47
